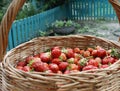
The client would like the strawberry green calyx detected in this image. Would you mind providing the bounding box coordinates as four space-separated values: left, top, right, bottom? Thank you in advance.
27 60 34 67
67 58 74 64
61 48 68 53
79 58 88 66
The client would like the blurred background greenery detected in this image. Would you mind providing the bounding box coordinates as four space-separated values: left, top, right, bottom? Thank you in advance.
0 0 68 22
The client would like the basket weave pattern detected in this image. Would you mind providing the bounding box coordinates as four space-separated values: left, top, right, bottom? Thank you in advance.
1 0 120 91
1 35 120 91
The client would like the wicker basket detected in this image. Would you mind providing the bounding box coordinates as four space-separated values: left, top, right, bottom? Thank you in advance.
1 0 120 91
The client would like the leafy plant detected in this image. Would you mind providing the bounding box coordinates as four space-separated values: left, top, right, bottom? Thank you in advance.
52 20 75 28
65 20 73 27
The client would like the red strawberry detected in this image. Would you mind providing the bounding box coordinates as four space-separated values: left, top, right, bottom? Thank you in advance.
100 65 109 69
22 66 30 72
97 48 106 58
40 52 51 62
83 51 90 57
16 66 23 70
59 62 69 71
95 57 102 63
82 65 98 71
49 63 59 73
70 70 79 73
17 61 27 67
69 64 78 70
59 53 67 61
91 50 98 57
51 48 61 58
66 48 74 58
96 46 102 50
45 70 54 76
107 49 111 56
74 53 82 60
64 70 70 74
32 62 49 72
57 71 63 74
74 58 79 64
34 54 40 58
88 59 99 67
74 47 80 53
87 47 93 54
102 57 109 64
25 56 34 63
80 50 85 55
102 56 115 64
51 58 61 65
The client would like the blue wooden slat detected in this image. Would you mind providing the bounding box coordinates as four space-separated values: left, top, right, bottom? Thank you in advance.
11 22 18 47
8 29 13 50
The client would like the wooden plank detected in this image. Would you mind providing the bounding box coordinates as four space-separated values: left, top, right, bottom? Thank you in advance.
8 29 13 50
11 22 17 47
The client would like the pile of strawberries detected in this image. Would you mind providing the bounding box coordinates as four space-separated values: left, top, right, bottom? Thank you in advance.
16 46 119 74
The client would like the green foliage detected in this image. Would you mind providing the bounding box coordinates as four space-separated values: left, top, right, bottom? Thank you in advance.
0 0 68 21
52 20 76 28
40 0 69 11
16 3 36 20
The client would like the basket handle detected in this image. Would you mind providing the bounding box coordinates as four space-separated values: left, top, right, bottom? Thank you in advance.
109 0 120 23
0 0 26 62
109 0 120 41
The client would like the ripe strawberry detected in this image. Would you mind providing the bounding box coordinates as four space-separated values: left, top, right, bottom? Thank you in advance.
102 56 115 64
40 52 51 62
57 71 63 74
22 66 30 72
70 70 79 73
32 62 49 72
102 57 109 64
96 46 102 50
107 49 111 56
97 48 106 58
45 70 54 76
51 48 61 58
64 70 70 74
59 62 69 71
34 54 40 58
74 47 80 53
95 57 102 63
74 53 82 60
74 58 79 64
80 50 85 55
87 47 93 54
82 65 98 71
68 64 78 70
16 66 23 70
100 65 109 69
91 50 98 57
83 51 90 57
51 58 61 65
88 59 99 67
25 56 34 63
17 61 27 67
66 48 74 58
59 53 67 61
49 63 59 73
